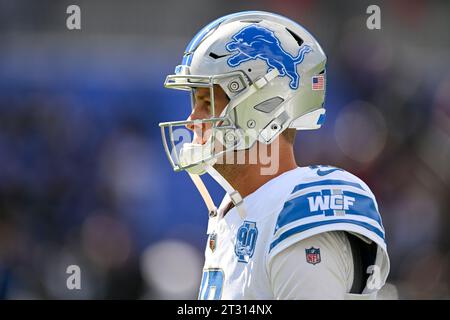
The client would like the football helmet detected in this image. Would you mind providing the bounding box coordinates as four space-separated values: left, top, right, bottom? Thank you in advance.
159 11 327 175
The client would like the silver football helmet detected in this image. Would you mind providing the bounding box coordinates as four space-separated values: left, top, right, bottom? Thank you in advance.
159 11 327 176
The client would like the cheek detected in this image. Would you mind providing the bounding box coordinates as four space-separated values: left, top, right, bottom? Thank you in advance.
214 98 229 117
194 106 211 119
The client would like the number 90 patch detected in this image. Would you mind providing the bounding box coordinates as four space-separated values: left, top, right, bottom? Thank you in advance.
235 221 258 263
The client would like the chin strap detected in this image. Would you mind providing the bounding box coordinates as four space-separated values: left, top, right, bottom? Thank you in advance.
188 172 217 218
187 166 247 220
205 165 247 220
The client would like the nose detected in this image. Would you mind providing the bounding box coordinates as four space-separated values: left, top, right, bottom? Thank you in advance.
185 107 212 144
185 107 209 130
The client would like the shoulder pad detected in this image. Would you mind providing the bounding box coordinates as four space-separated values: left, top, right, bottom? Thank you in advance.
269 165 386 256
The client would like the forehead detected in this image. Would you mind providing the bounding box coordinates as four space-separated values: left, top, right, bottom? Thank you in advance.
193 85 227 98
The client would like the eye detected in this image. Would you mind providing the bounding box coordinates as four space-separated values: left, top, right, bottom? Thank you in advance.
204 101 211 113
198 100 211 113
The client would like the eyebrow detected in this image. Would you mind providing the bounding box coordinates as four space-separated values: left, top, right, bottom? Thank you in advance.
194 91 211 100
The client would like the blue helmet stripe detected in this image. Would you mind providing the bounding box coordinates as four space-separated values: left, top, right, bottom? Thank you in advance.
182 11 262 66
269 219 385 252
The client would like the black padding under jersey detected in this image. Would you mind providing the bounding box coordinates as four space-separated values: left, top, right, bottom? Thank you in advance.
346 232 378 294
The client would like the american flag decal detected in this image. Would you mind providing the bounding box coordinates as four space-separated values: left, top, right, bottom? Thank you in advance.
312 75 325 90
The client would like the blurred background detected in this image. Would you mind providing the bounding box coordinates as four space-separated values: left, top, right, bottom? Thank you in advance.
0 0 449 299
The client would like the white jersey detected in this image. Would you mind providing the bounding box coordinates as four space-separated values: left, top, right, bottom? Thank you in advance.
198 166 390 300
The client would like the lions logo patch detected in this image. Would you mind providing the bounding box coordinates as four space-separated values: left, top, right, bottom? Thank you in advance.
226 24 312 90
235 221 258 263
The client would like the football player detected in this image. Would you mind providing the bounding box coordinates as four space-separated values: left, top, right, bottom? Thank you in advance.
159 11 390 299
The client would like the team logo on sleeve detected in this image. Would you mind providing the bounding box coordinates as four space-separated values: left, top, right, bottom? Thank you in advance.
305 247 321 265
235 221 258 263
225 25 312 90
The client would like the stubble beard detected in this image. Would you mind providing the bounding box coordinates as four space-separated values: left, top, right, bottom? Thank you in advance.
213 150 252 185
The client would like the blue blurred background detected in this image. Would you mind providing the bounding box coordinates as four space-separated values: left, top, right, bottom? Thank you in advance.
0 0 449 299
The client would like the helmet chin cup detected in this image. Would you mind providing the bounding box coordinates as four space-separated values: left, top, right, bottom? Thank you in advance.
179 142 217 175
185 162 211 175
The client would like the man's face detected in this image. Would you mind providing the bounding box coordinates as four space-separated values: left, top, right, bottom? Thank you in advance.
186 85 229 145
185 85 283 177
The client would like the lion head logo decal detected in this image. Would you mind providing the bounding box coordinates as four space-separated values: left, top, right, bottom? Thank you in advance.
226 25 312 90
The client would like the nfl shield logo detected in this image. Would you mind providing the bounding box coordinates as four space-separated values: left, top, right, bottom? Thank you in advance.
209 232 217 252
305 247 321 265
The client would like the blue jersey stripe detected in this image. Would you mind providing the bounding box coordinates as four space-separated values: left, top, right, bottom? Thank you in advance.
269 219 385 252
275 191 323 233
342 191 382 226
291 179 365 193
274 191 382 233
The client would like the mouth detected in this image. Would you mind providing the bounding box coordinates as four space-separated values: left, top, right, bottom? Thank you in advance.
192 125 213 145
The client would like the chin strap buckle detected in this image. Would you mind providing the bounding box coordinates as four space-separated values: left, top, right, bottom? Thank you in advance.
209 209 217 218
188 166 247 220
188 172 217 216
206 166 247 220
229 191 243 206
